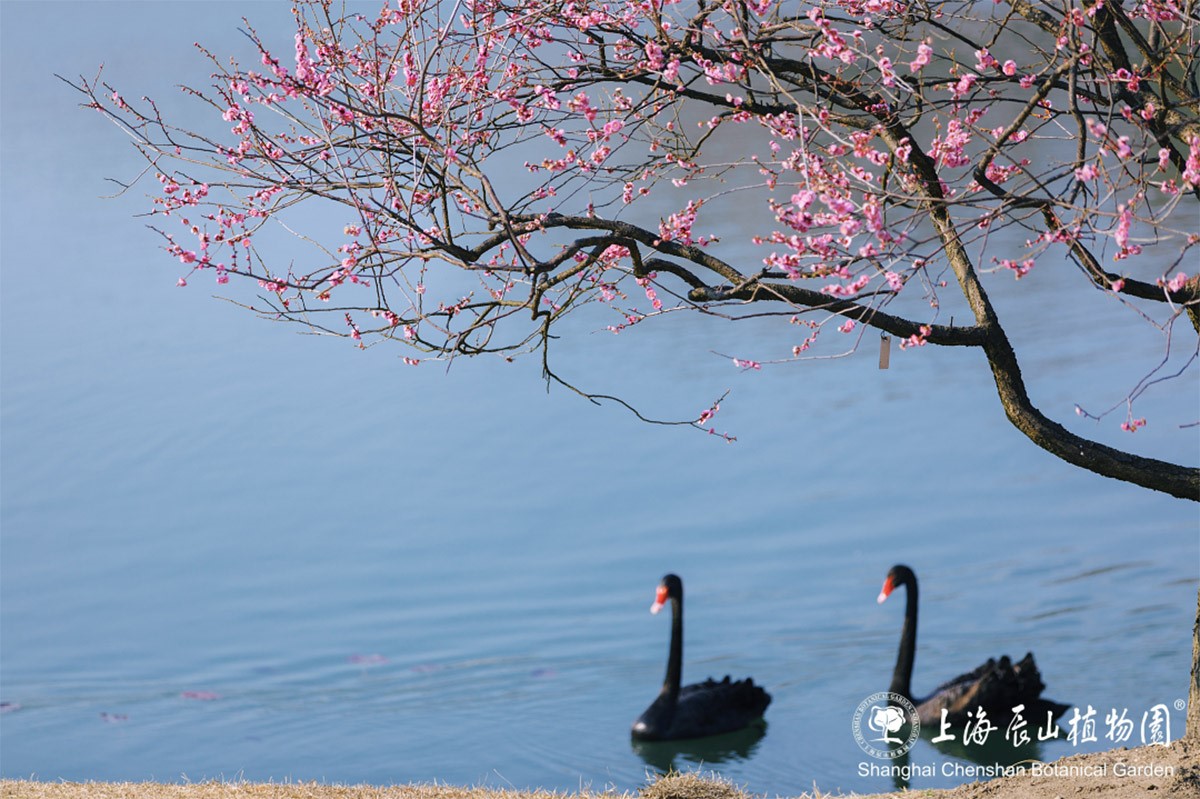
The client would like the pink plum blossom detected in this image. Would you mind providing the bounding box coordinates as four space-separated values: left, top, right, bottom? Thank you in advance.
909 41 933 72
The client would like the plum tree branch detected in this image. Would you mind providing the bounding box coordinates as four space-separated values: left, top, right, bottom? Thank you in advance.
72 0 1199 501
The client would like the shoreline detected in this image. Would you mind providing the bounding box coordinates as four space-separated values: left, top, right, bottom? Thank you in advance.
3 739 1197 799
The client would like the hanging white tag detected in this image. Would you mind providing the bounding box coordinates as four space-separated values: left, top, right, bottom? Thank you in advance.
879 334 891 369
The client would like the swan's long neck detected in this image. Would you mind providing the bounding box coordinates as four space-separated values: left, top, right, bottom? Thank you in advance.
662 595 683 700
890 578 917 700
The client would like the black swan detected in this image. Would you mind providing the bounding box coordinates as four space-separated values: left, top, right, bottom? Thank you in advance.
877 564 1069 727
631 574 771 741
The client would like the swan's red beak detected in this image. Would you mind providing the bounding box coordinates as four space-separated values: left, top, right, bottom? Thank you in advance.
877 575 895 605
650 584 669 614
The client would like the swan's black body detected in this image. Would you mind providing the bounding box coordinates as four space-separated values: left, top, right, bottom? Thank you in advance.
878 564 1070 726
631 574 771 742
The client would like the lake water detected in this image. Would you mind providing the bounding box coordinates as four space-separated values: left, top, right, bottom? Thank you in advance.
1 3 1197 795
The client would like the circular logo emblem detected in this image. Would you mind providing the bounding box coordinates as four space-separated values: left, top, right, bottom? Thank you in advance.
852 692 920 758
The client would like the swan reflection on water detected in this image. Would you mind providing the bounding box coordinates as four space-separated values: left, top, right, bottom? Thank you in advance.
630 721 768 773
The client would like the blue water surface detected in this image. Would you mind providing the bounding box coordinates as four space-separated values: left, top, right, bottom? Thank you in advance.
2 2 1197 795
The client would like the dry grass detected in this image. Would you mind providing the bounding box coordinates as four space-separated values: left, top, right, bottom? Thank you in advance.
0 784 614 799
4 740 1197 799
0 774 851 799
635 771 859 799
638 772 752 799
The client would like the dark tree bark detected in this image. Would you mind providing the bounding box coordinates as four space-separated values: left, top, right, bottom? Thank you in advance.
1190 586 1200 740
